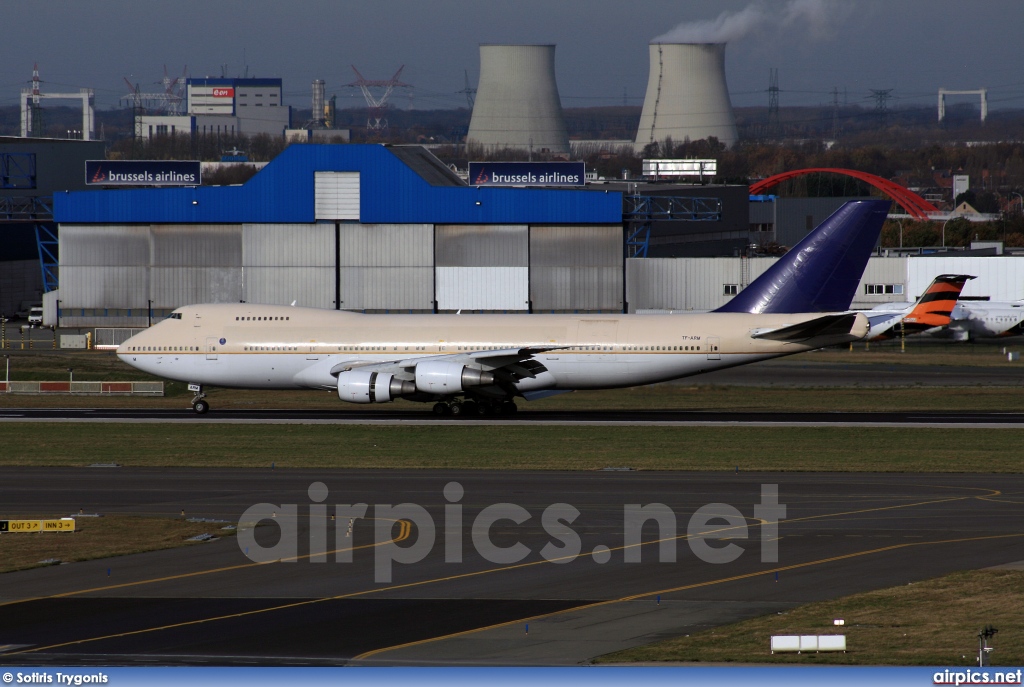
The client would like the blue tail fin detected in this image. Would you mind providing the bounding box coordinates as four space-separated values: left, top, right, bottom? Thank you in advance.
715 199 891 314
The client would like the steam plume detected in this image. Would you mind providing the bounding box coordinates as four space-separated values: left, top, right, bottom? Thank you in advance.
652 0 840 44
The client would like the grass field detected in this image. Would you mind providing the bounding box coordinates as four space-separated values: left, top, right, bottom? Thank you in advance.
1 424 1022 471
0 515 235 574
598 568 1024 666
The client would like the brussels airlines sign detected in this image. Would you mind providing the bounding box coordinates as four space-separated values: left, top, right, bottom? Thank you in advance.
469 161 586 187
86 160 201 187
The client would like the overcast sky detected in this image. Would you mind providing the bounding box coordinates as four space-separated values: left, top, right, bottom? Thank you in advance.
2 0 1022 113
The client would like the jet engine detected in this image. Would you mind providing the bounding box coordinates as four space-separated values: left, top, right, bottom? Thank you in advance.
414 361 495 394
336 370 415 404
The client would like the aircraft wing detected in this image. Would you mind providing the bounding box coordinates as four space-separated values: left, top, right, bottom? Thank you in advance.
329 346 568 383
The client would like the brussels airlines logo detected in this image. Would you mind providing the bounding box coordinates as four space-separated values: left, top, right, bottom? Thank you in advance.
469 162 585 187
86 161 201 186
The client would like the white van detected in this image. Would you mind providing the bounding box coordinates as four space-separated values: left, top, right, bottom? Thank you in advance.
28 306 43 327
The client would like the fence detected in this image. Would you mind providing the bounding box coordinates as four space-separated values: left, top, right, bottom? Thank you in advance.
93 328 146 350
0 381 163 396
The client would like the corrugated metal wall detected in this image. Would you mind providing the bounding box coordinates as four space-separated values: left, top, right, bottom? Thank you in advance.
436 266 530 310
626 258 743 311
151 266 241 305
60 226 152 325
61 225 150 267
339 224 434 311
243 224 335 309
853 257 908 308
628 256 918 312
435 225 528 266
436 225 529 311
150 225 242 306
908 256 1024 302
530 226 622 312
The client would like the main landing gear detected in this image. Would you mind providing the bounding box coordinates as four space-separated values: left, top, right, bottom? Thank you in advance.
190 385 209 415
431 399 518 418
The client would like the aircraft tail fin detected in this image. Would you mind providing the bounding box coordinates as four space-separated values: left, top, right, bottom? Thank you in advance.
715 199 891 314
872 274 974 340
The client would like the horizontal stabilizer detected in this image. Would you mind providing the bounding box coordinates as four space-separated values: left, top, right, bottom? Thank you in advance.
752 313 861 342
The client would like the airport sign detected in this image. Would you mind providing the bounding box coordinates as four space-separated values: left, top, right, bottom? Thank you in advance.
86 160 201 187
0 518 75 533
469 161 585 187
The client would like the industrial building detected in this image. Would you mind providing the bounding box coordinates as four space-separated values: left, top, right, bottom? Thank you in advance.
0 137 105 317
26 140 1024 331
138 77 291 140
52 145 623 327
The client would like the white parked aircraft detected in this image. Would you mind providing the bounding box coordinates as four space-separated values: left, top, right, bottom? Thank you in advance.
868 292 1024 341
118 200 891 415
942 301 1024 340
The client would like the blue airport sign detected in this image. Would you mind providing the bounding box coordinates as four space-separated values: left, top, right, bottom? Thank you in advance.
469 161 585 187
86 160 202 186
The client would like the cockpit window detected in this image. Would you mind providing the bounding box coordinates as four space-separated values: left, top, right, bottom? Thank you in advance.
168 312 183 320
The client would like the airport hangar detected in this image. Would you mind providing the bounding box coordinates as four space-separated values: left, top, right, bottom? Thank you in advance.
47 144 1024 329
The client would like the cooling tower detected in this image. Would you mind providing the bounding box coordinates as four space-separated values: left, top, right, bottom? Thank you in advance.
467 44 570 155
635 43 738 150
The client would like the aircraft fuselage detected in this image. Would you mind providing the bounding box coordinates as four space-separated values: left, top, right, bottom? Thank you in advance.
118 304 867 396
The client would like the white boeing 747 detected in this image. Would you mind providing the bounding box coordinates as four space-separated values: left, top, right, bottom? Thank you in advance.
118 200 891 415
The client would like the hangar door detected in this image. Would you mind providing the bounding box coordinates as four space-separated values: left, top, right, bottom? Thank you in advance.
435 225 529 311
530 225 623 312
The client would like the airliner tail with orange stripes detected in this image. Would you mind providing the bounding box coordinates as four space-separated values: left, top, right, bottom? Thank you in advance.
866 274 975 341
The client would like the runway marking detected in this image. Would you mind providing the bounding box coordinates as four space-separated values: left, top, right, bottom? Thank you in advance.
0 519 410 610
351 531 1024 662
978 496 1024 504
6 492 1007 657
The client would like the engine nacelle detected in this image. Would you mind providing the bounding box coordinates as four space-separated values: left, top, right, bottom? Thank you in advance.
414 361 495 395
336 370 415 404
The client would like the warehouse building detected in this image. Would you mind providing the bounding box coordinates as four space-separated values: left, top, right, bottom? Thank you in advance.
52 144 624 327
0 136 105 318
49 144 1024 328
138 77 291 140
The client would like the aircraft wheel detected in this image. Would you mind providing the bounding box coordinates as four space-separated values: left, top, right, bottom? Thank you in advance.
450 402 465 417
193 399 210 415
460 401 478 417
432 402 447 416
502 401 518 415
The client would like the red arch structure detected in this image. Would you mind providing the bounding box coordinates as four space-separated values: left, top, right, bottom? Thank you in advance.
749 168 940 220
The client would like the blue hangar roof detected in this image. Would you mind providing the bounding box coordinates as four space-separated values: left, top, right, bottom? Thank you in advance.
54 144 623 225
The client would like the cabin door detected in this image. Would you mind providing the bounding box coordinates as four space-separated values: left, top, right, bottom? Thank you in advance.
706 336 721 360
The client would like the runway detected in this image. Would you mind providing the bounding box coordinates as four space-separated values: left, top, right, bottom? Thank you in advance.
1 469 1022 665
2 407 1024 427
